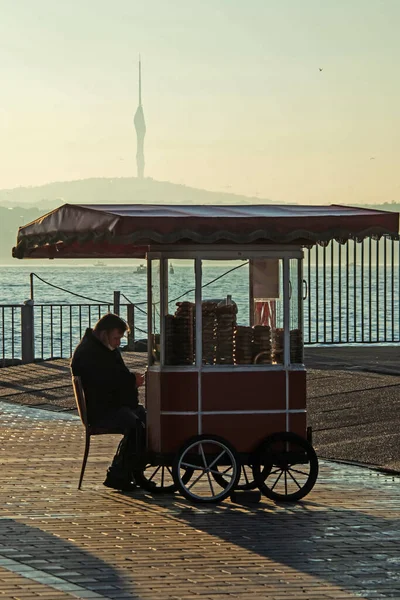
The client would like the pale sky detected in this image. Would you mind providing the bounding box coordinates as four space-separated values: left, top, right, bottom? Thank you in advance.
1 0 399 204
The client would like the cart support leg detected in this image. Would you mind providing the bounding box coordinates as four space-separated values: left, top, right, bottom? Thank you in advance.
307 426 313 445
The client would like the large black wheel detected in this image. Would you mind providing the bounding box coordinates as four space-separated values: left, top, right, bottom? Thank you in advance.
252 432 318 502
134 463 193 494
172 434 240 504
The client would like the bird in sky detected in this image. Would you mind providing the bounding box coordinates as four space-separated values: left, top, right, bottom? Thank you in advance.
319 67 323 72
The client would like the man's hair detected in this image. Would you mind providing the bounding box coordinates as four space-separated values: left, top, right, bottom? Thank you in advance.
93 313 129 334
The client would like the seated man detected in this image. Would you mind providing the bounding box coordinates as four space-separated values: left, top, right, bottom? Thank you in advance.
71 313 145 491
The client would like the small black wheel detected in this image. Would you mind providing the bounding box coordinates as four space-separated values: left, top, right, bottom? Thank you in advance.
134 463 193 494
172 434 240 503
252 432 318 502
212 464 268 490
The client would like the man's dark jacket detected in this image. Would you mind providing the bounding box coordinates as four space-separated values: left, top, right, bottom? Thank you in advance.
71 328 138 424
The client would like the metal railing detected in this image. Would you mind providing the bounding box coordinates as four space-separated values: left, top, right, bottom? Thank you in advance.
1 305 22 366
303 238 400 344
35 303 113 360
0 301 147 366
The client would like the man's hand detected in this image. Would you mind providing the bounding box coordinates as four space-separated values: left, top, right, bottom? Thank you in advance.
136 373 145 387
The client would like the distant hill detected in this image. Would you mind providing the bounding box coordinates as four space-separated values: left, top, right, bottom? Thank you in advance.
0 177 274 210
1 177 399 264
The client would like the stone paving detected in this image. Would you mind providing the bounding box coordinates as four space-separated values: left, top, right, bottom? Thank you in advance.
0 400 400 599
307 368 400 472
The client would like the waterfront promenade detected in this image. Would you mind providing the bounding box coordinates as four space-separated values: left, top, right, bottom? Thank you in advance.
0 348 399 598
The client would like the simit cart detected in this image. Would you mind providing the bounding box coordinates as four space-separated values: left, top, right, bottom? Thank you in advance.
13 203 399 503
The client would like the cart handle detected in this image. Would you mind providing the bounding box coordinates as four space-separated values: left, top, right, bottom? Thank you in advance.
302 279 308 300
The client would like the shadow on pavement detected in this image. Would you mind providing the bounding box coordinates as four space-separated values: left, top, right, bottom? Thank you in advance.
0 519 135 599
132 489 400 599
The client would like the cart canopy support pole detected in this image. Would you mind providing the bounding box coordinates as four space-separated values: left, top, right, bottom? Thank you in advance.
160 258 168 366
195 257 202 435
283 258 290 432
147 256 152 367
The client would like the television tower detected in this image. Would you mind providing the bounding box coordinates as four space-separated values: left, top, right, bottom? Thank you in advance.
134 57 146 179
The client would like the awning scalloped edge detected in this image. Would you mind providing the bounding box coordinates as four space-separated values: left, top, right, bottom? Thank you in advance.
13 226 400 258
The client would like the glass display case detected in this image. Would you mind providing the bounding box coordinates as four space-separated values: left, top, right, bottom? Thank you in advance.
147 253 303 369
146 247 306 454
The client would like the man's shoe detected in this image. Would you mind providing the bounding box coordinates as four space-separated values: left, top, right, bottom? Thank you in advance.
103 476 137 492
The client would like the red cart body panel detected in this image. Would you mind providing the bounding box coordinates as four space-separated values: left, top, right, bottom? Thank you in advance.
147 369 306 453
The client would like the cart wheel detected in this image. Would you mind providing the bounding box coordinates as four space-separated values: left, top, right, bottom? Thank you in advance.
252 432 318 502
173 434 240 504
134 464 194 494
212 464 265 490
